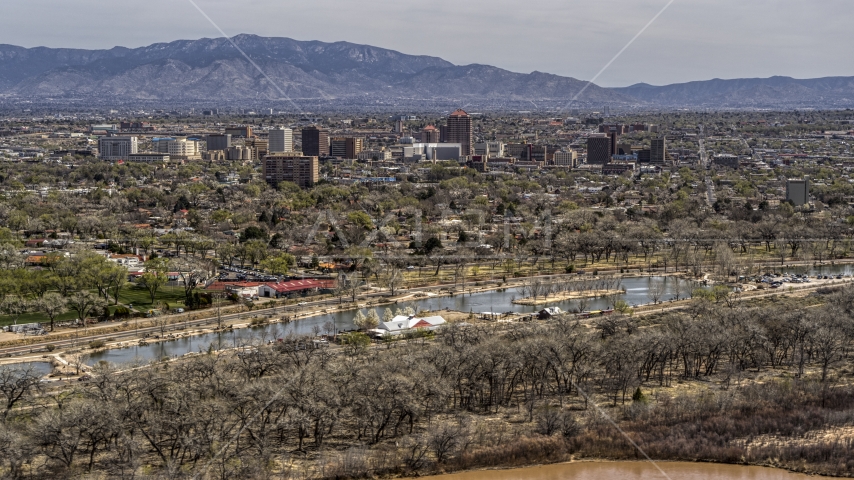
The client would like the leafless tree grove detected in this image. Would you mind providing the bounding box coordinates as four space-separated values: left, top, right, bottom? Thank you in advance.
1 287 854 478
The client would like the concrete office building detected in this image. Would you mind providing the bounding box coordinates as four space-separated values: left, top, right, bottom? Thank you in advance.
203 150 226 161
153 137 203 159
246 138 269 160
446 110 473 156
586 135 612 165
330 137 363 159
467 156 489 172
301 126 329 157
403 143 462 161
226 146 253 161
506 143 547 162
268 128 293 153
474 142 504 158
554 150 578 167
420 125 440 143
358 149 392 162
264 154 319 189
786 176 810 207
207 134 232 151
98 136 138 161
651 136 667 165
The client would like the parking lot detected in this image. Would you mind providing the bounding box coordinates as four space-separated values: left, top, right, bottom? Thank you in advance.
218 266 283 283
750 272 852 288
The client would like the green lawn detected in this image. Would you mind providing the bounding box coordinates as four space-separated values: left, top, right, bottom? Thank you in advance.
117 285 187 312
0 285 189 328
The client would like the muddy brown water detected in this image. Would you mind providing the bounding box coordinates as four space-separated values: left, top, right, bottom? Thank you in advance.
417 461 819 480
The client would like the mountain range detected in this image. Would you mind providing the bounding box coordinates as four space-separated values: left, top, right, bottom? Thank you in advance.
1 34 852 109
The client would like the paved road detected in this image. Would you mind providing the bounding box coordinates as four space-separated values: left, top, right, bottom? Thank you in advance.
0 279 484 359
705 177 717 205
2 269 852 361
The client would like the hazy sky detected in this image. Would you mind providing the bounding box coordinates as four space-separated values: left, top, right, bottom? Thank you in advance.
2 0 851 87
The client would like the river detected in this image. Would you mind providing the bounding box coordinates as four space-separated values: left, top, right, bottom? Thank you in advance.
87 265 853 366
88 276 692 365
1 362 53 375
417 461 819 480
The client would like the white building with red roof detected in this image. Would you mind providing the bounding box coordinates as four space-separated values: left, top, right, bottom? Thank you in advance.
369 315 446 338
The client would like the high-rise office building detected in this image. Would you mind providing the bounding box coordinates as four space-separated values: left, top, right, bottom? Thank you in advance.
98 136 138 161
786 176 810 207
207 134 232 151
264 154 319 189
330 139 346 158
446 110 473 156
268 128 293 153
420 125 440 143
586 135 611 165
301 126 329 157
330 137 364 159
651 136 667 164
439 125 449 143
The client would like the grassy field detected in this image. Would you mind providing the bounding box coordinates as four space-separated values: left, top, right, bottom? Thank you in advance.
116 285 187 312
0 285 188 328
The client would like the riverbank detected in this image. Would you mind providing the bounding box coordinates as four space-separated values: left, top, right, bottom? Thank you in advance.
6 284 854 479
4 268 854 370
414 460 822 480
511 289 624 306
0 272 634 353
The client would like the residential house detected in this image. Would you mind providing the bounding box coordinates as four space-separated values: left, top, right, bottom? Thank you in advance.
368 315 446 338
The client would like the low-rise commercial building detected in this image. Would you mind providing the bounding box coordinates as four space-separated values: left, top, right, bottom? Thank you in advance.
402 143 462 161
554 150 578 167
713 154 740 169
128 153 170 163
153 137 203 160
